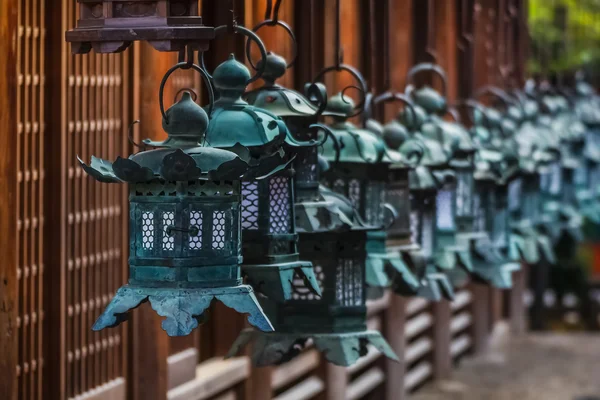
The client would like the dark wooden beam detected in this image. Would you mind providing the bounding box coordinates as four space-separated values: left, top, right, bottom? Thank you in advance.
0 0 19 397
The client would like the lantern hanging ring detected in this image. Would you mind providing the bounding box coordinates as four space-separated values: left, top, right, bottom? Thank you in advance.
127 120 150 151
474 85 523 112
453 99 493 133
370 91 418 127
201 25 268 85
246 20 298 69
159 61 215 124
405 63 449 99
313 64 369 118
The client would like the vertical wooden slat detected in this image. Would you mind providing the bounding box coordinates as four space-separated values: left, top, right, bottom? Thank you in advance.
385 296 407 400
470 283 490 353
431 300 452 380
0 0 19 399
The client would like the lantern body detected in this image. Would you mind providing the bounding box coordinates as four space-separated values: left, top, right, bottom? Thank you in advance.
65 0 214 54
203 55 322 303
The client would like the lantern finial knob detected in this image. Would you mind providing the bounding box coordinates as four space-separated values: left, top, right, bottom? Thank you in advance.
213 54 252 101
257 52 287 86
151 91 208 148
326 92 354 119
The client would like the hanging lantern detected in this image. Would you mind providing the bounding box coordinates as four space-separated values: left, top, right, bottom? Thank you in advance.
199 25 322 303
463 100 521 288
78 62 282 336
228 54 398 367
320 91 423 299
404 63 475 289
65 0 214 54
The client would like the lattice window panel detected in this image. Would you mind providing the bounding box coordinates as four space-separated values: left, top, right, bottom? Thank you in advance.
508 178 522 212
364 182 385 226
348 179 362 210
212 211 227 250
142 211 155 250
53 1 131 396
269 176 291 234
421 208 435 258
493 204 508 247
387 186 410 232
241 181 259 230
436 189 455 230
335 258 363 306
549 162 562 195
456 170 473 217
296 146 318 183
188 210 203 250
292 265 325 301
472 192 486 233
17 0 46 397
410 208 420 245
162 211 176 251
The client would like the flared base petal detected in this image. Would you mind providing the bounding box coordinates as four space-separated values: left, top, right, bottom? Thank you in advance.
227 329 399 367
365 253 420 294
243 261 321 303
93 285 273 336
417 271 455 301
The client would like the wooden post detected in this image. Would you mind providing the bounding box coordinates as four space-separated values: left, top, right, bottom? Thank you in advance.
509 266 527 335
431 300 452 380
0 0 19 398
320 362 348 400
247 366 273 400
470 283 490 353
385 296 406 400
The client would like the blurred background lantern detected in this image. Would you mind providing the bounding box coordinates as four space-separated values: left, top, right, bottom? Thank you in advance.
200 25 323 303
404 63 476 290
79 61 279 336
65 0 214 54
320 91 423 299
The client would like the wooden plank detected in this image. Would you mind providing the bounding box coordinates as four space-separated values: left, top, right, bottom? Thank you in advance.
345 346 381 376
450 312 473 334
404 362 433 392
432 300 452 380
168 357 250 400
385 294 406 400
405 313 433 340
272 350 320 391
320 361 348 400
273 376 324 400
450 334 472 358
168 348 199 390
213 391 236 400
69 377 126 400
406 298 429 316
405 337 433 364
0 0 19 398
346 367 385 400
450 290 472 311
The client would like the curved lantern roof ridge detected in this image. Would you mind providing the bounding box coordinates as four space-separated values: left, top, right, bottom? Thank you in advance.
78 90 285 183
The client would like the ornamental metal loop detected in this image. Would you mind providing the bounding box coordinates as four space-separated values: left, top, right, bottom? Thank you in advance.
382 203 400 230
159 61 215 125
313 64 369 118
369 91 418 127
128 120 149 151
246 20 298 70
453 99 493 132
314 123 342 164
201 25 268 85
474 85 523 113
305 82 329 116
405 63 449 99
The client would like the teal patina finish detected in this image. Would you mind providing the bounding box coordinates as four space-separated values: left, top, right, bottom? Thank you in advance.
79 86 282 337
404 63 476 290
203 53 323 303
320 93 423 299
227 52 398 367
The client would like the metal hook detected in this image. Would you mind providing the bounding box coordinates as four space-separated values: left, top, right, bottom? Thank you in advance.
247 19 298 70
128 120 147 151
313 64 369 118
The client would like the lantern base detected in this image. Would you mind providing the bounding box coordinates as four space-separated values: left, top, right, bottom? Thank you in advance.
227 329 399 367
243 260 322 303
471 242 521 289
433 244 473 273
93 285 273 337
510 224 556 265
365 251 420 296
417 268 455 301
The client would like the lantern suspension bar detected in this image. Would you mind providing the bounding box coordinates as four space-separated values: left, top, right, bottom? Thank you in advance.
426 0 437 62
335 0 343 68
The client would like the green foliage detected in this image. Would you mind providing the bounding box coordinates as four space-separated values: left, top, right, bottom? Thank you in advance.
529 0 600 74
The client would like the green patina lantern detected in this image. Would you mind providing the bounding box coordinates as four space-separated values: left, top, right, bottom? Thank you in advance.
227 57 398 367
404 63 475 289
463 100 521 288
79 62 280 336
320 91 424 299
199 26 322 303
574 78 600 233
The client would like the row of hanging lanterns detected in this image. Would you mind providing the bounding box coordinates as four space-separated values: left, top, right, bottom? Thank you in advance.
66 0 600 367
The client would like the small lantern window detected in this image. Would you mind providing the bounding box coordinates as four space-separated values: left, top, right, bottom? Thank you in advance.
436 188 456 231
455 165 475 218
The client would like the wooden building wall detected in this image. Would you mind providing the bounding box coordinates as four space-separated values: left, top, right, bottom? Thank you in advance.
0 0 529 399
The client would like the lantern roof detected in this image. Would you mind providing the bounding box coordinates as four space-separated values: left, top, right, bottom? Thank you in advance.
204 54 312 154
244 52 346 119
409 165 438 191
79 91 289 183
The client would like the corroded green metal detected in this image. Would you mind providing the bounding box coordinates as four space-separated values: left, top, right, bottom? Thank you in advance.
80 90 275 336
203 54 322 303
228 52 398 367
